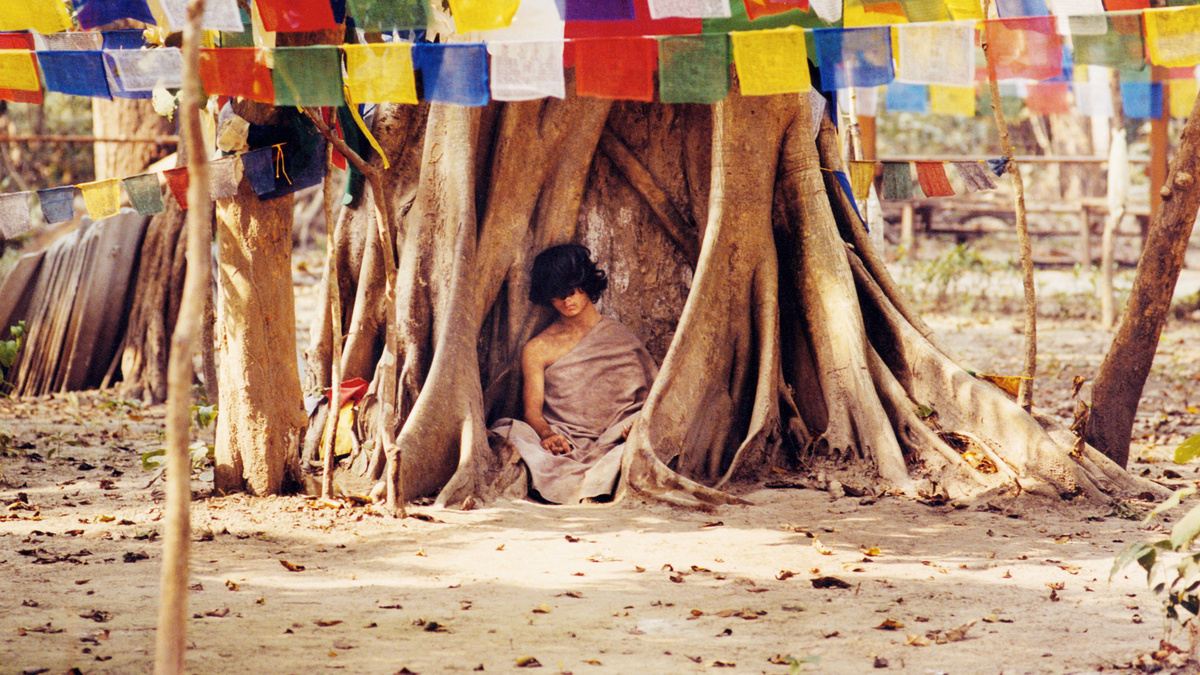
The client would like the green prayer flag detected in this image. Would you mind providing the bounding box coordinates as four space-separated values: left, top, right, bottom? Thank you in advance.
345 0 426 31
273 46 345 107
658 35 729 105
122 174 165 216
899 0 950 23
1071 15 1145 69
221 6 254 47
881 162 913 200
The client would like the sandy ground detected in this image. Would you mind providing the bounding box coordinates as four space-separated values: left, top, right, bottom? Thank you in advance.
3 264 1200 674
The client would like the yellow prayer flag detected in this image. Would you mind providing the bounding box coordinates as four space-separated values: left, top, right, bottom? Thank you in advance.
0 50 41 91
79 179 121 221
843 0 907 27
930 85 975 116
731 27 811 97
1170 79 1199 119
1144 6 1200 68
849 161 875 200
0 0 73 33
448 0 519 33
343 44 418 105
945 0 983 20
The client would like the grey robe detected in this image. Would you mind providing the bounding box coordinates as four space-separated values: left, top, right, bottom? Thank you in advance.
491 317 658 504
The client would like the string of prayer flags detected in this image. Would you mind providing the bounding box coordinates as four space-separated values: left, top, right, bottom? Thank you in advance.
255 0 338 32
1070 15 1145 68
886 82 928 112
743 0 810 20
158 0 243 32
344 0 426 31
564 0 637 21
849 160 875 199
929 84 976 115
0 0 73 33
343 43 419 104
122 174 164 216
72 0 157 29
987 157 1010 176
36 186 75 224
914 161 954 197
982 17 1064 81
0 33 41 104
995 0 1049 17
0 192 33 239
37 51 112 99
447 0 520 32
78 179 121 221
163 167 189 209
241 147 278 197
209 156 240 200
574 37 657 101
273 46 344 107
1026 81 1071 114
104 48 184 92
1122 80 1163 118
730 27 811 96
1170 78 1198 118
413 43 490 106
1144 6 1200 67
881 161 913 199
487 41 566 101
812 26 895 90
895 21 975 86
953 161 998 191
647 0 733 19
199 48 275 104
657 34 729 104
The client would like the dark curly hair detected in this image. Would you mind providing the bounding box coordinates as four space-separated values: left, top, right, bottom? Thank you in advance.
528 244 608 307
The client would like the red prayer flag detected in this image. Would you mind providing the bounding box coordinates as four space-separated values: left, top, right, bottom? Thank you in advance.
163 167 189 209
1102 0 1147 10
915 162 955 198
745 0 811 19
0 33 42 104
1026 82 1071 115
199 49 275 104
565 0 700 39
574 37 657 102
254 0 337 32
982 17 1063 82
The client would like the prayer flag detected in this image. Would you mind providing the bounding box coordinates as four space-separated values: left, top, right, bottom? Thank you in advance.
1073 69 1114 117
813 27 895 90
102 30 147 50
122 174 164 216
0 0 73 33
898 0 951 23
730 27 811 96
345 0 427 31
1103 0 1146 9
103 48 183 91
842 0 908 28
849 160 875 199
574 37 656 102
1144 7 1200 68
837 86 878 116
36 32 104 51
1122 81 1163 119
199 48 274 104
743 0 808 20
953 161 997 191
1070 15 1145 69
163 167 189 209
987 157 1009 176
658 35 728 104
481 0 565 41
886 82 927 112
647 0 733 18
448 0 519 32
1047 0 1103 14
209 156 240 200
1170 78 1199 118
72 0 157 29
945 0 983 19
1026 81 1071 114
79 179 121 220
241 147 277 197
564 0 636 20
810 0 843 22
0 192 33 239
487 41 566 101
36 187 75 224
37 51 113 99
255 0 337 31
896 21 975 86
413 43 490 106
929 84 975 116
915 161 955 197
995 0 1048 17
159 0 243 31
254 139 327 201
273 46 344 107
0 34 41 104
0 50 43 93
834 171 863 221
982 17 1063 81
566 0 701 39
881 162 912 199
343 44 419 104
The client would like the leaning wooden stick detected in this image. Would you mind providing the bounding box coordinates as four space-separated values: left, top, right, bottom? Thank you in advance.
154 0 211 671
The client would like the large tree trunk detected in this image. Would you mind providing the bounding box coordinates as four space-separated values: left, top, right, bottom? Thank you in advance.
305 79 1156 509
91 98 173 181
1086 91 1200 468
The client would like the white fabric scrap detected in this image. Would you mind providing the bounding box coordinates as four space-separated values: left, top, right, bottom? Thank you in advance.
647 0 732 19
1048 0 1105 16
105 48 183 91
896 21 975 86
810 0 843 24
838 87 879 117
488 41 566 101
0 192 33 239
159 0 243 32
1074 78 1113 118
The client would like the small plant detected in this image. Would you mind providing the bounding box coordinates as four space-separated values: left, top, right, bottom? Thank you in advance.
141 404 219 483
0 321 27 395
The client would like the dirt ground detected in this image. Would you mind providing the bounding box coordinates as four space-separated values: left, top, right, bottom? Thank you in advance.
4 271 1200 674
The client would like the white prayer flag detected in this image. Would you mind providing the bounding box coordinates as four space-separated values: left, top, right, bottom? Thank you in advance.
896 21 975 86
647 0 732 19
208 156 240 200
1048 0 1104 17
0 192 33 239
481 0 564 41
33 31 103 51
488 41 566 101
104 48 183 91
158 0 243 32
810 0 842 24
837 87 879 117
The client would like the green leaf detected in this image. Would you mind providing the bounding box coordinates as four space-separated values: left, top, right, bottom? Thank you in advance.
1170 504 1200 550
191 404 218 429
916 404 936 419
142 448 167 471
1144 487 1197 523
1175 434 1200 464
1112 542 1157 580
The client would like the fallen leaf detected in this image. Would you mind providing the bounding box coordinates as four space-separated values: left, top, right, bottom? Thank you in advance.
702 521 724 528
95 514 115 523
279 560 305 572
633 566 645 573
564 535 580 543
560 591 583 599
415 549 426 557
378 604 404 610
690 565 711 573
906 634 931 647
1058 565 1081 575
460 601 473 610
746 588 769 593
332 640 354 650
123 551 149 563
225 580 239 591
776 570 796 581
314 619 343 627
874 656 889 668
690 609 704 617
204 607 230 618
813 538 833 555
875 618 904 630
515 656 541 668
862 546 882 557
940 620 976 643
781 605 805 612
669 574 684 583
79 609 111 623
584 659 602 665
811 576 852 589
408 513 444 524
495 544 505 551
1002 569 1012 579
531 605 551 614
712 661 735 667
686 656 702 663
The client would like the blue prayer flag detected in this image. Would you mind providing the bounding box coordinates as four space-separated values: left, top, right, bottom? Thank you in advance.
102 30 147 50
833 170 864 224
886 82 928 113
813 27 894 91
561 0 635 21
241 147 278 198
413 44 490 107
995 0 1049 17
1122 81 1163 120
38 51 113 99
73 0 157 29
36 187 75 224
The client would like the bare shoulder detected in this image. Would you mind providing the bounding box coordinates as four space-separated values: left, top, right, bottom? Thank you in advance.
522 332 554 369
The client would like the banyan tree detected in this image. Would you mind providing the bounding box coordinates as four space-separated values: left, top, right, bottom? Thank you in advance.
293 80 1155 510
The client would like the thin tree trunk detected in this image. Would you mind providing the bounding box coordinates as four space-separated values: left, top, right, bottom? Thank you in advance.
1086 90 1200 468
